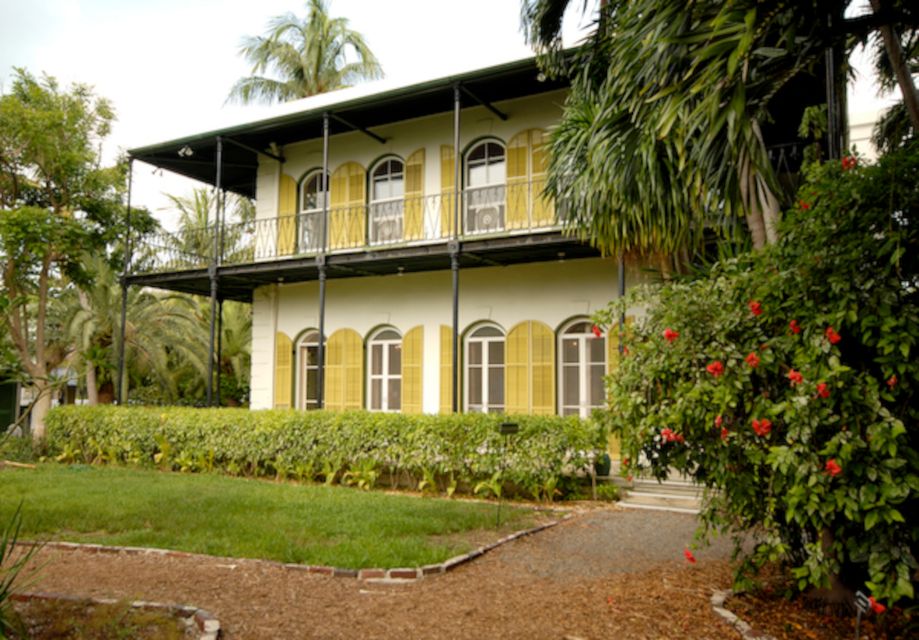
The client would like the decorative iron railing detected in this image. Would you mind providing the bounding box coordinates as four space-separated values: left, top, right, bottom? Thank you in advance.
132 180 559 274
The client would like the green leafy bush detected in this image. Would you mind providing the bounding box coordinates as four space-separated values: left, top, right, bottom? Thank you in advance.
44 406 605 501
599 145 918 605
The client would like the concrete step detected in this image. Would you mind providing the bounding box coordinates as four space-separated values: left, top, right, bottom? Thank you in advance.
618 501 701 515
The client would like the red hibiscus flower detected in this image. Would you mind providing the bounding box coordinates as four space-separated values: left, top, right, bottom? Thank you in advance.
622 457 629 468
825 326 841 344
798 199 811 210
721 427 729 442
887 375 898 389
592 324 602 338
663 328 680 343
752 418 772 437
684 548 697 564
841 155 857 171
825 458 842 477
626 475 633 483
714 415 723 428
789 319 801 334
661 428 684 444
816 382 830 399
869 596 886 615
706 361 724 377
788 369 803 385
748 300 763 316
745 352 760 368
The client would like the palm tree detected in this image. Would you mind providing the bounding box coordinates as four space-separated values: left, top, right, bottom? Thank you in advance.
521 1 919 257
228 0 383 104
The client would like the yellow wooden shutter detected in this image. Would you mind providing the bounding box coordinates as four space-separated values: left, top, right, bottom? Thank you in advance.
324 328 363 411
274 331 293 409
402 326 423 414
440 145 455 238
530 130 554 226
440 324 454 414
404 149 425 241
278 174 297 256
530 321 555 415
506 132 529 230
329 162 366 249
505 322 530 414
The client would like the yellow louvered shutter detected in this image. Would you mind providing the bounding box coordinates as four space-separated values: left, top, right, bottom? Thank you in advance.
440 324 454 413
324 328 364 411
402 326 423 414
505 322 531 414
440 145 455 238
506 132 529 230
274 332 293 409
404 149 425 241
530 321 555 415
329 162 366 249
278 174 297 256
530 130 554 226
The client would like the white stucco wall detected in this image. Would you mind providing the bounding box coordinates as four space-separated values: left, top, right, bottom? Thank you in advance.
250 256 634 412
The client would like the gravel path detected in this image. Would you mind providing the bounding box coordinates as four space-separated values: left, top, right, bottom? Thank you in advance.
20 506 741 639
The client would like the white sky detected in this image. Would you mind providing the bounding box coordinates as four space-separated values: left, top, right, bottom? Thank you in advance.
0 1 900 229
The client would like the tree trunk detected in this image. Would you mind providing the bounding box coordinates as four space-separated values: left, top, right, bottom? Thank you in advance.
30 380 52 441
871 0 919 133
85 362 99 406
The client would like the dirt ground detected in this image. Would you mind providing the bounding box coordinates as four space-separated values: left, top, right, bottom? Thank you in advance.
16 506 749 639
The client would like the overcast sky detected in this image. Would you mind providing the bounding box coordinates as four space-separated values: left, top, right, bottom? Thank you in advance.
0 0 899 229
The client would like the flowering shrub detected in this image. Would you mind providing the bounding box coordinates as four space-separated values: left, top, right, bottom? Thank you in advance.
44 406 605 501
597 144 919 605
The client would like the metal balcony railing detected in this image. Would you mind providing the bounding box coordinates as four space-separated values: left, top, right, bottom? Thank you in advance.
131 179 559 274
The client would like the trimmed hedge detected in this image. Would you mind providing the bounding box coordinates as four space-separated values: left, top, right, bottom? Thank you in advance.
45 406 606 500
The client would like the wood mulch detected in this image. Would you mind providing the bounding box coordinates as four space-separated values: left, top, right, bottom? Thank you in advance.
12 506 911 639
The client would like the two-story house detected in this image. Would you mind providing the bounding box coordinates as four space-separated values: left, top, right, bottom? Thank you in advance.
128 57 626 419
125 55 823 421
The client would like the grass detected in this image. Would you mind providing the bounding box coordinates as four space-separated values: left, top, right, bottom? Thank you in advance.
0 464 540 569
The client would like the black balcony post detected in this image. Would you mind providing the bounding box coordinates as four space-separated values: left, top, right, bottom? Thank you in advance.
316 112 330 409
206 136 223 406
618 255 626 354
216 299 224 407
116 157 134 406
451 85 462 413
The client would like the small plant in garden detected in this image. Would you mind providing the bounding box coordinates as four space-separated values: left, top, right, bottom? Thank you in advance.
597 144 919 607
1 503 37 638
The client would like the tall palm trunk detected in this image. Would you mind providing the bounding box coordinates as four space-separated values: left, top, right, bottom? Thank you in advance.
85 362 98 405
871 0 919 132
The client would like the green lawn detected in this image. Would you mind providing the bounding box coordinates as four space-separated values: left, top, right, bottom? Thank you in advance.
0 464 539 569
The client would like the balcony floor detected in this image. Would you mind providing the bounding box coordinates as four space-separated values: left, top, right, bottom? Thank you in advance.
127 232 602 302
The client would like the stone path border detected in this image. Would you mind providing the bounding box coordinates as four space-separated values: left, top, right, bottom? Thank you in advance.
18 514 571 583
710 589 776 640
11 591 220 640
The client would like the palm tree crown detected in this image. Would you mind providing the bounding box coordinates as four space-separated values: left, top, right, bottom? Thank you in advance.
228 0 383 104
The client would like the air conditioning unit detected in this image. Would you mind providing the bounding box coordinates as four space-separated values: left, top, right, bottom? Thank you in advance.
466 204 504 234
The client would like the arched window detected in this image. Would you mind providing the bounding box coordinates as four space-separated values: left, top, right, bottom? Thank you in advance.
369 157 404 244
464 140 506 234
296 330 321 410
465 324 505 413
367 327 402 412
559 320 606 417
299 170 328 252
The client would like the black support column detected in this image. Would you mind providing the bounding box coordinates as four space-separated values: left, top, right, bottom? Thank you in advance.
451 84 462 413
206 136 223 406
618 255 626 353
316 112 330 409
116 158 134 405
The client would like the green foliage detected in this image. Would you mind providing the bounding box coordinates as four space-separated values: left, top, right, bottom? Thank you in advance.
600 145 919 605
1 502 36 637
44 406 606 500
594 483 620 502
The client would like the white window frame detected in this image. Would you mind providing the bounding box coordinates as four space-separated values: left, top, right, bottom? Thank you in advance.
367 327 402 412
298 169 328 253
464 140 506 235
369 157 405 245
558 319 607 418
464 323 505 413
296 330 321 411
